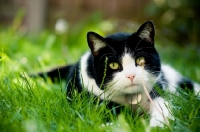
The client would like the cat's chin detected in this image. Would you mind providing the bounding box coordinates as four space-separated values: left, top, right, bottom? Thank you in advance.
122 84 143 94
125 84 140 88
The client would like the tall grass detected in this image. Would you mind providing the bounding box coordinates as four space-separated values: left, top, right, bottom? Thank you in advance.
0 14 200 131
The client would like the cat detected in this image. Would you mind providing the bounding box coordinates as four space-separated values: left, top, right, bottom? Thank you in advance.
35 21 200 127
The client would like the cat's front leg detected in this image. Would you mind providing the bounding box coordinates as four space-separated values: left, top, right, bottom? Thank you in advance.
149 97 172 127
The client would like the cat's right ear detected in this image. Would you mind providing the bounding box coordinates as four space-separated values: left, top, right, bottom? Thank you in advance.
87 32 107 57
136 21 155 44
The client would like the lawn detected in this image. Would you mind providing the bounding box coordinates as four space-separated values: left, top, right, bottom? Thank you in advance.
0 17 200 132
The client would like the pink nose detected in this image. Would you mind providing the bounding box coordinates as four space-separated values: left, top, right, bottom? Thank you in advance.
126 75 135 82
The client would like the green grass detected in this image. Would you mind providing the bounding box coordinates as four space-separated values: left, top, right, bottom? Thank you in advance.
0 17 200 132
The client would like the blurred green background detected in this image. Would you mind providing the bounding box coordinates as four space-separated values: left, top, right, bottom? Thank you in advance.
1 0 200 44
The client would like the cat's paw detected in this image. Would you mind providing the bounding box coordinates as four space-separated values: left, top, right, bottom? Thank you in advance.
150 116 165 127
149 97 172 127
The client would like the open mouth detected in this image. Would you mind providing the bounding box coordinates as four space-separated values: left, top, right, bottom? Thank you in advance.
125 93 142 104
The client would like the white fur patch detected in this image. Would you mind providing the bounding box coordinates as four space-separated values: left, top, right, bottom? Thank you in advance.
194 83 200 95
80 52 103 95
150 97 171 127
122 54 137 78
161 65 182 93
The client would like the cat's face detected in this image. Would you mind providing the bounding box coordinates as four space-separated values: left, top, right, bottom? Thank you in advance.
87 21 161 95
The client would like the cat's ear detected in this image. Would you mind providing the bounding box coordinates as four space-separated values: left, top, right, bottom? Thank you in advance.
136 21 155 43
87 31 107 56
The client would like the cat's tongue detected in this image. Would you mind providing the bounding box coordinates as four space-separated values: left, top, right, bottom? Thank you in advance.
125 93 142 104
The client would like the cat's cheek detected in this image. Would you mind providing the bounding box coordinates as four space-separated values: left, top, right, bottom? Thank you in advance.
107 72 130 85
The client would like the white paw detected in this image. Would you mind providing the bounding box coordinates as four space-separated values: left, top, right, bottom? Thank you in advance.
149 97 172 127
150 116 164 127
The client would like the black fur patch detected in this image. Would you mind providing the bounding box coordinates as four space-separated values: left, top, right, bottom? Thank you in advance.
178 78 194 93
150 72 167 99
34 65 72 82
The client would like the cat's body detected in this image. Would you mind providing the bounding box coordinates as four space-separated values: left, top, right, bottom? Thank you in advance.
36 21 200 127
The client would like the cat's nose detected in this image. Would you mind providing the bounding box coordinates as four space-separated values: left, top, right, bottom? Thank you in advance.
126 75 135 82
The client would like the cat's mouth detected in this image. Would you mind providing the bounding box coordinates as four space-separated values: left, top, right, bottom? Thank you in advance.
125 93 142 104
125 84 140 89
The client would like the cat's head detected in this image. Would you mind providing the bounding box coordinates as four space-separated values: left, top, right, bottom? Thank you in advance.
87 21 161 95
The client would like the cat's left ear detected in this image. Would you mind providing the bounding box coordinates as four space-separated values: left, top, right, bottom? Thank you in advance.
87 31 107 56
136 21 155 44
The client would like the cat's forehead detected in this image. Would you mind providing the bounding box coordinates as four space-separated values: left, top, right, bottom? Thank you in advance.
104 33 141 55
121 53 135 64
105 33 130 42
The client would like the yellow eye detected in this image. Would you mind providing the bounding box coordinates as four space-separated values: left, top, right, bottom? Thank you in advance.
136 57 145 66
109 62 119 70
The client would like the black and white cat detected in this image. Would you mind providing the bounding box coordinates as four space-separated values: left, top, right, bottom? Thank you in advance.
36 21 200 127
